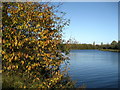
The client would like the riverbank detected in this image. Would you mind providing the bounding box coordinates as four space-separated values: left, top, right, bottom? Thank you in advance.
99 49 120 52
70 49 120 52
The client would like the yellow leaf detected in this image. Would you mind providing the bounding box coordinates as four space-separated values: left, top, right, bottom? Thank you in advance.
14 56 18 60
21 61 24 65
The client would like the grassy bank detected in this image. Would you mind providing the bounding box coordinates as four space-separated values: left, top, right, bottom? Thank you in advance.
100 49 120 52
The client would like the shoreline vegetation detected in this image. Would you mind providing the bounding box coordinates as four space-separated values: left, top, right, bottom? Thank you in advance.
62 40 120 53
69 49 120 52
99 49 120 52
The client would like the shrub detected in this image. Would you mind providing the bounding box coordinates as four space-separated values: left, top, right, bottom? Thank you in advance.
2 2 72 88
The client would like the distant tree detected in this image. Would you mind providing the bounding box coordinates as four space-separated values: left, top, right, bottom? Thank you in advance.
93 41 95 45
111 41 118 49
111 40 117 45
101 42 103 46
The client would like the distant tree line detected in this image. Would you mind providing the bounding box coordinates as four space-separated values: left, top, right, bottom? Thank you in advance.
67 44 96 50
100 41 120 50
60 40 120 50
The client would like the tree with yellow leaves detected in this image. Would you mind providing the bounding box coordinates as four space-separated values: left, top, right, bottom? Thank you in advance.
2 2 73 88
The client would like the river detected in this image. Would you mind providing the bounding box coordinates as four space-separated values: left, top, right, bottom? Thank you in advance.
65 49 119 88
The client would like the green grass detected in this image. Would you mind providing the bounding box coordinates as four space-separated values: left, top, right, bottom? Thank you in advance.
100 49 120 52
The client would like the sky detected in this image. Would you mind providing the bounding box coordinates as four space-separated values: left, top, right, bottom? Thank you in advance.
58 2 118 44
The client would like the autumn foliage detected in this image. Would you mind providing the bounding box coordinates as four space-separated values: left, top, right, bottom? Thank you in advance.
2 2 73 88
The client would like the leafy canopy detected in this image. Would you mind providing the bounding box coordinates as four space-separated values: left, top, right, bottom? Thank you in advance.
2 2 72 88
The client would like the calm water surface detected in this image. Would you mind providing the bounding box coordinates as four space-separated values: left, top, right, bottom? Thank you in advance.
66 50 119 88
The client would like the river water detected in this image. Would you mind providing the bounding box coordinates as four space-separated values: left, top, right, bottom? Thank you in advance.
66 49 119 88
